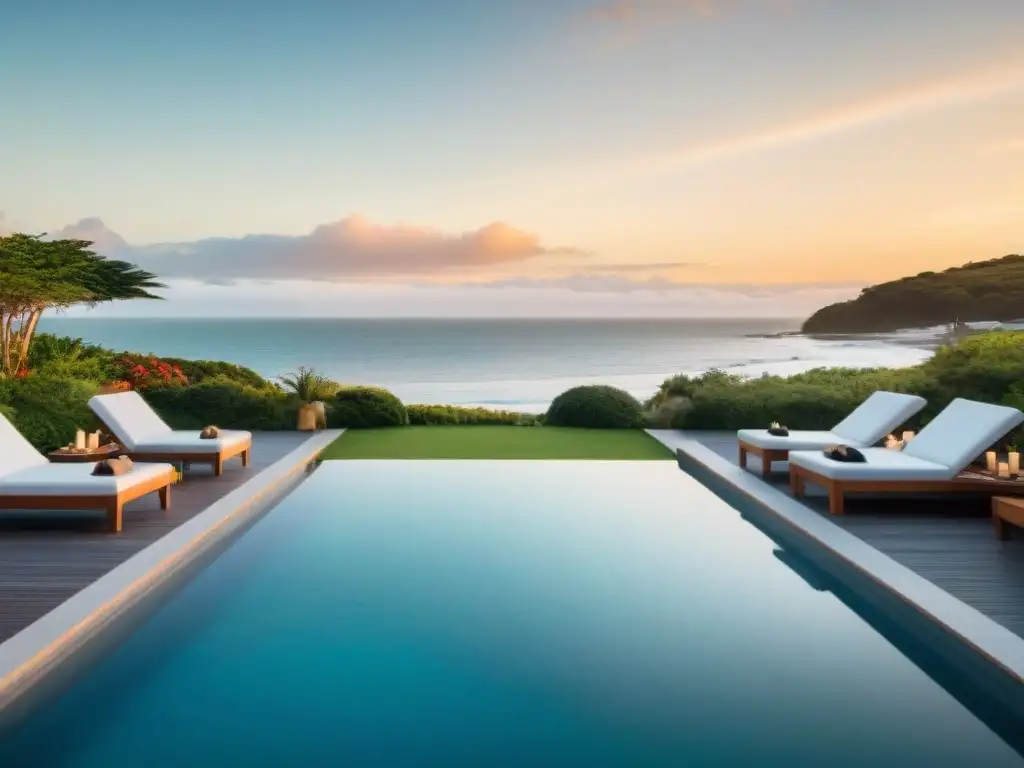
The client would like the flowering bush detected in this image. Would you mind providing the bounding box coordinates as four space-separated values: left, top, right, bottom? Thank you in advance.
112 355 189 391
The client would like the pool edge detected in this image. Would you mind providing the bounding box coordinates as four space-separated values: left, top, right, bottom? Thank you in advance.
645 429 1024 687
0 429 344 715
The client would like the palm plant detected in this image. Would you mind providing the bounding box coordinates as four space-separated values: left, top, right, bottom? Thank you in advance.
279 366 339 403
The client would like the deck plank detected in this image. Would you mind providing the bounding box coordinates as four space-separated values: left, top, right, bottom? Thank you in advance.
0 432 312 643
678 431 1024 640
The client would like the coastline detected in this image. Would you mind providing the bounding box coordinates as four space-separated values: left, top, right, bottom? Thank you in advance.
37 316 936 415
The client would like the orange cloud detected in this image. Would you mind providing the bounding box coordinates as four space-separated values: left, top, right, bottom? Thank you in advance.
51 216 588 284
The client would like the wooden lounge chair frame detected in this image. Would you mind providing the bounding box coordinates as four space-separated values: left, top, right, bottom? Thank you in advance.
94 417 251 478
0 467 174 533
789 462 1024 516
738 440 789 479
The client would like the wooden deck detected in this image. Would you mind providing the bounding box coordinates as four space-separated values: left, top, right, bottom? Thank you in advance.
0 432 312 643
680 431 1024 640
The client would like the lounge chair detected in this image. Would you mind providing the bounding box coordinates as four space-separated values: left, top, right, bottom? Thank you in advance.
788 398 1024 515
0 413 175 532
736 391 927 477
89 391 252 477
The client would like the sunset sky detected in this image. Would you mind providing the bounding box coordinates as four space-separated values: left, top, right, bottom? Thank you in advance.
2 0 1022 317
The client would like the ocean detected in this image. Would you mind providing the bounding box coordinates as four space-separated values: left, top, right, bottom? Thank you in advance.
38 317 937 413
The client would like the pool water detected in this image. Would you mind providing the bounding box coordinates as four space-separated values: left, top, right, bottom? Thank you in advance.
2 461 1021 767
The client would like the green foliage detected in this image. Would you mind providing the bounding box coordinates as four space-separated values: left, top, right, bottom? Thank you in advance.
647 370 744 409
141 378 296 430
546 385 642 429
0 376 99 452
651 331 1024 445
159 357 269 388
279 366 339 402
407 404 540 426
330 386 409 428
802 253 1024 333
26 333 112 381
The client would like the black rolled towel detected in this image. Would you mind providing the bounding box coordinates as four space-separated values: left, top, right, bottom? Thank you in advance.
767 421 789 437
200 425 220 439
823 444 866 463
92 457 132 476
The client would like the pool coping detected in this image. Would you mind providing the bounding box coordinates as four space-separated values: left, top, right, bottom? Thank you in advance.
645 429 1024 684
0 429 343 714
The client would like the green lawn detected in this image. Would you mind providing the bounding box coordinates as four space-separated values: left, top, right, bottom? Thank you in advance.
320 426 675 460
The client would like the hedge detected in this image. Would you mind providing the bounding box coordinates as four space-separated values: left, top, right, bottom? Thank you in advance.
546 385 642 429
0 376 100 452
407 404 540 426
331 387 409 428
141 380 298 430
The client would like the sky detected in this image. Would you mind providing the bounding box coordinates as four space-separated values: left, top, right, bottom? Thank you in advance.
1 0 1022 317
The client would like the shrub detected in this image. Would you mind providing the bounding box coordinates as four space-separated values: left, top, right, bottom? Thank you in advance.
110 353 189 390
407 404 538 426
546 385 642 428
27 333 112 382
330 387 408 428
156 357 269 389
142 379 296 430
647 395 693 429
0 376 99 452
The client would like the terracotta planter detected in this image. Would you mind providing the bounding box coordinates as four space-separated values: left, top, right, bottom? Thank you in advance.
297 403 318 431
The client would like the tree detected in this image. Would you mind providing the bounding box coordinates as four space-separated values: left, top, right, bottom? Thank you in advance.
0 233 164 377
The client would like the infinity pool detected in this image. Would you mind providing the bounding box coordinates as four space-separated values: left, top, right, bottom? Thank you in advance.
2 461 1021 766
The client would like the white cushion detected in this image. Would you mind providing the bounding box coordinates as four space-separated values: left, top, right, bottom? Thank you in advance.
902 398 1024 471
830 391 927 445
737 429 848 451
789 447 953 481
132 430 252 455
0 461 174 497
89 392 172 450
0 413 49 478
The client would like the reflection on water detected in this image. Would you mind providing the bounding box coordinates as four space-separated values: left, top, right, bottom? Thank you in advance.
2 462 1021 767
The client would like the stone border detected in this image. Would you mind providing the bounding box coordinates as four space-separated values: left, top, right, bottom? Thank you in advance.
0 429 343 713
646 429 1024 683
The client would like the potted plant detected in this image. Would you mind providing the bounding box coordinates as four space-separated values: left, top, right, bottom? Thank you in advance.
280 366 339 431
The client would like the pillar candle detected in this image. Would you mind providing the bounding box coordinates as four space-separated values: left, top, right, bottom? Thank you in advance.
902 430 915 444
986 451 998 472
998 462 1010 479
1010 452 1020 476
87 432 99 450
74 429 86 451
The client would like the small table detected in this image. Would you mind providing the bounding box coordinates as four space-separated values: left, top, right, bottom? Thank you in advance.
48 444 123 464
992 496 1024 540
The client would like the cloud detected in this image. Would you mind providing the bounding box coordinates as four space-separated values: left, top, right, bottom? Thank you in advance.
48 215 587 284
577 260 710 273
583 0 802 24
474 274 862 295
51 216 130 253
639 60 1024 173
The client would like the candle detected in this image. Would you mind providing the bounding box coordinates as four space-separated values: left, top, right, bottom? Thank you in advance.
986 451 998 472
902 430 915 444
998 462 1010 479
74 429 86 451
87 432 100 450
1010 452 1020 476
